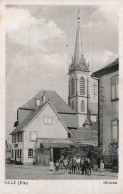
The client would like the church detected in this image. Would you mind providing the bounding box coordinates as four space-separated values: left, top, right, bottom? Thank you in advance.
68 12 98 127
10 12 98 165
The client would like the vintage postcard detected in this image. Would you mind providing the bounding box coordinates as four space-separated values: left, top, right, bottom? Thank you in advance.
0 0 123 193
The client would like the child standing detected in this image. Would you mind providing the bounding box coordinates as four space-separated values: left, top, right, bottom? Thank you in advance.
55 160 59 174
49 160 54 175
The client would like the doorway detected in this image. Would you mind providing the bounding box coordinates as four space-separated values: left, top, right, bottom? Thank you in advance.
53 148 60 163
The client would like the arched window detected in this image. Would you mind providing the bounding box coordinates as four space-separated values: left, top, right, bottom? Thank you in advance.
80 77 85 95
81 100 85 112
71 101 74 110
71 78 75 96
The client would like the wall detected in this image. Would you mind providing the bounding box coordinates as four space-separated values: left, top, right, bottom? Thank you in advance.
99 71 119 155
23 103 68 164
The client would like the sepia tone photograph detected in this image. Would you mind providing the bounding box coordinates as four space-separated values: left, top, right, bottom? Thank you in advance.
5 4 119 180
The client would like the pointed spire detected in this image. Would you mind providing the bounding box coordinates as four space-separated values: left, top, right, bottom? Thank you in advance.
74 10 84 65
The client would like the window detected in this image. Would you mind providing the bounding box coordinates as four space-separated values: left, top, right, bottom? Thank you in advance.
30 131 38 141
71 101 74 110
28 149 33 158
17 149 19 158
12 134 16 143
11 149 13 158
80 77 85 95
43 117 53 125
17 133 19 142
81 100 85 112
71 78 75 96
111 120 118 140
111 75 119 100
20 149 22 158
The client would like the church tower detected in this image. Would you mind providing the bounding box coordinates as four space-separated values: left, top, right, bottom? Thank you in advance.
68 11 91 128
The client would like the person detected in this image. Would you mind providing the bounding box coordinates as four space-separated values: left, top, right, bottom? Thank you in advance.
72 157 77 174
49 160 55 175
63 158 69 174
86 158 92 176
68 158 72 174
100 160 104 172
84 158 88 174
76 156 81 174
80 158 84 175
59 156 64 169
55 160 59 174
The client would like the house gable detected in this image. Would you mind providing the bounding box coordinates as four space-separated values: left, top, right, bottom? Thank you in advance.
23 102 69 141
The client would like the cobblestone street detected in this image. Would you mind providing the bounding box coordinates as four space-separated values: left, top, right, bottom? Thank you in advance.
5 164 118 180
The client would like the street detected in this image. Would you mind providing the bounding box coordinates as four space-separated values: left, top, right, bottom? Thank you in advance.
5 164 118 180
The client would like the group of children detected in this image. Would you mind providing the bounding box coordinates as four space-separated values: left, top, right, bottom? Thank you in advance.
49 156 104 175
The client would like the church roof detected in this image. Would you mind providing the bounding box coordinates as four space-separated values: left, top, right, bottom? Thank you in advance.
19 90 76 114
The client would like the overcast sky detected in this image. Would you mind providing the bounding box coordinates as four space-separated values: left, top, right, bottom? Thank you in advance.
6 5 118 139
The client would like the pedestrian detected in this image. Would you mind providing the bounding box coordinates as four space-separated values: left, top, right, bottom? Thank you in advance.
72 157 77 174
68 158 72 174
59 155 64 169
86 158 91 176
100 160 104 172
63 158 69 174
49 159 55 175
76 156 81 174
80 158 84 175
55 160 59 174
84 158 88 175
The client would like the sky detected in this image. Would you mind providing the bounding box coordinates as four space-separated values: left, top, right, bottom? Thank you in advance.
6 5 118 139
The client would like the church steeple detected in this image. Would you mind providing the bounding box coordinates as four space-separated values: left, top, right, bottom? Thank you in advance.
74 10 84 65
69 10 89 73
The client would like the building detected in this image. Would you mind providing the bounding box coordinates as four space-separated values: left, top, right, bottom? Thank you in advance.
10 91 78 165
92 58 119 163
68 11 98 127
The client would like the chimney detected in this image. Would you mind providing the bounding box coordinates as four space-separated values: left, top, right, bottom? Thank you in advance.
42 91 46 103
35 98 40 109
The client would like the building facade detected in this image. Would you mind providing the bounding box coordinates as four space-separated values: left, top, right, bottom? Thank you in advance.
68 12 98 127
10 91 78 165
92 58 119 161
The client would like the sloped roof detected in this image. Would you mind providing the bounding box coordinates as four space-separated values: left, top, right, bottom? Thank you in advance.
19 90 76 114
71 128 98 146
59 113 78 129
92 58 119 78
10 100 78 135
10 103 47 134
